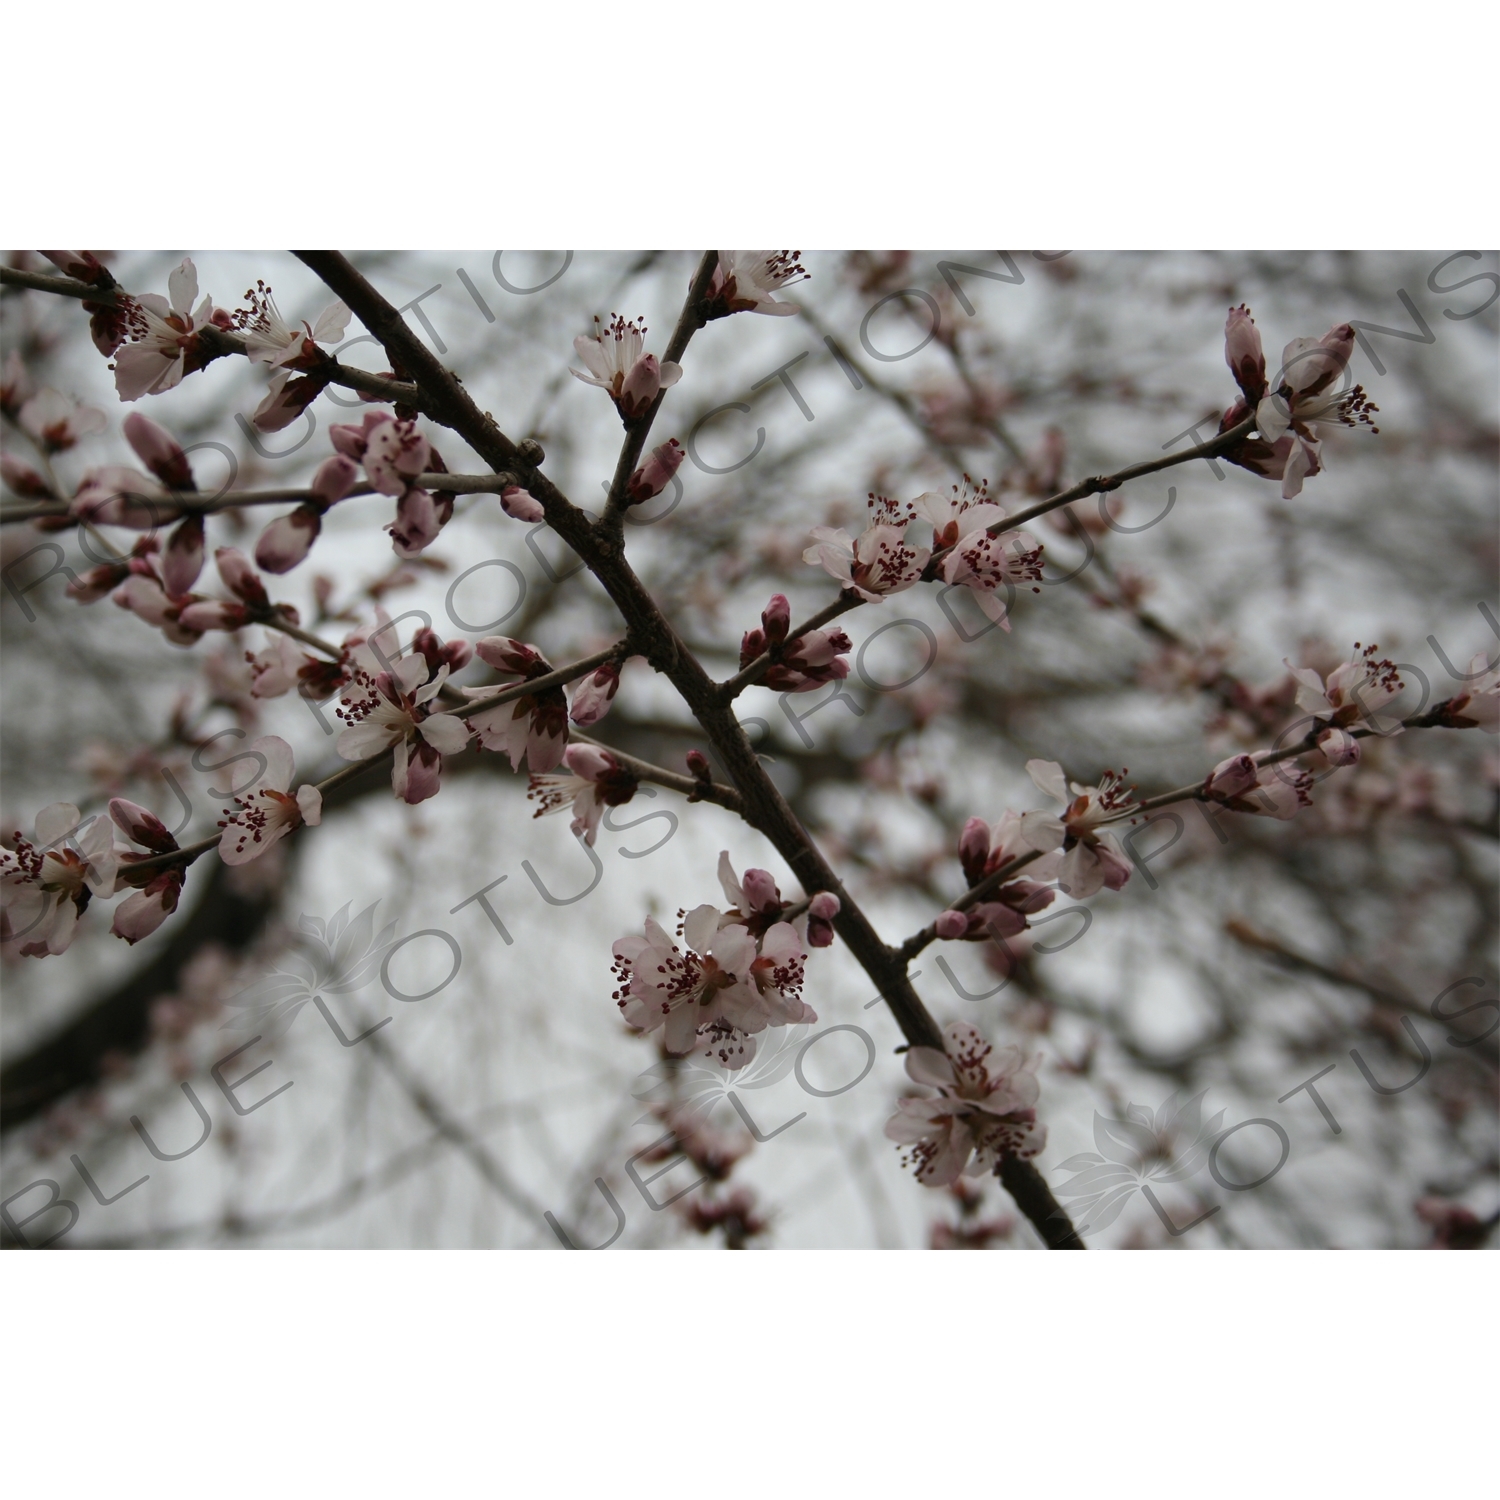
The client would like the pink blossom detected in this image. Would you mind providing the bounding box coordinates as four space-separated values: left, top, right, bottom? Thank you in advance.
1017 760 1134 898
1 803 118 959
112 574 203 645
238 283 350 370
336 651 470 804
1286 644 1406 758
804 501 931 602
1253 322 1380 499
527 743 639 844
625 439 684 505
464 636 569 773
717 850 831 975
705 252 808 318
569 660 621 726
570 314 682 419
885 1022 1046 1186
123 412 194 489
217 736 323 863
113 258 218 401
245 634 307 698
18 388 106 452
612 901 811 1069
364 417 431 496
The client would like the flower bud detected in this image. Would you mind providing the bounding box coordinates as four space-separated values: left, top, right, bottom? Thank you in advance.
625 439 684 504
108 798 178 852
741 868 782 913
500 484 545 522
1203 753 1260 801
1224 304 1267 404
255 506 321 575
161 514 206 595
123 412 194 490
569 661 621 726
215 547 269 606
761 593 791 647
935 909 970 940
958 816 991 885
310 454 361 506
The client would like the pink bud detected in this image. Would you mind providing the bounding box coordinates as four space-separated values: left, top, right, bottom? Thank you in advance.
109 798 178 851
500 485 546 522
563 744 616 781
386 488 442 558
806 890 840 947
761 594 792 647
123 412 194 490
1317 726 1361 766
958 816 991 885
618 353 663 420
935 909 970 940
177 600 250 632
686 749 712 781
256 506 322 574
569 661 621 726
328 415 379 461
1224 305 1267 404
476 636 540 675
741 868 782 912
1 453 51 497
160 514 205 596
67 561 131 603
1203 753 1260 800
310 454 361 506
111 873 182 944
625 439 684 504
215 547 268 606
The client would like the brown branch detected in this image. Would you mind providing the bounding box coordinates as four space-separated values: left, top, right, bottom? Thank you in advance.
601 250 720 528
720 411 1261 701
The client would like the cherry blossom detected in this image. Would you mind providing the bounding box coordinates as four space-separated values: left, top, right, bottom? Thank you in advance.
108 798 184 944
335 652 470 804
237 281 351 369
570 314 682 419
112 258 219 401
884 1021 1046 1186
1286 644 1405 763
804 496 931 601
1221 313 1380 500
464 636 569 773
738 593 852 692
704 252 808 318
527 743 640 845
386 485 452 558
245 633 307 698
18 388 106 451
611 901 811 1068
1017 759 1134 898
1 803 118 958
217 736 323 863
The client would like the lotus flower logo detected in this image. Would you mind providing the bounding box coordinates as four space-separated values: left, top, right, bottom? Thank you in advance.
631 1023 808 1128
222 901 399 1038
1054 1090 1225 1234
